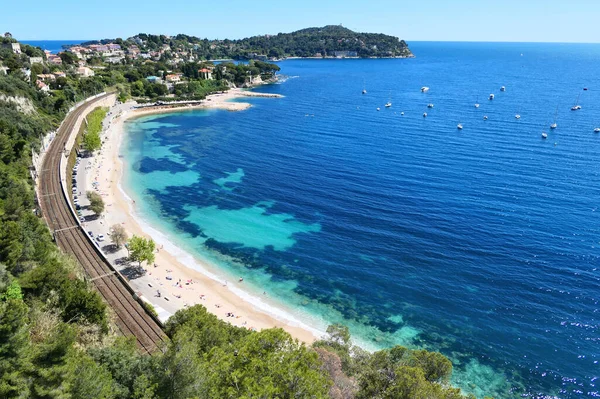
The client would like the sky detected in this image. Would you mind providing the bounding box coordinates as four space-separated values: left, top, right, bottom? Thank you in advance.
3 0 600 43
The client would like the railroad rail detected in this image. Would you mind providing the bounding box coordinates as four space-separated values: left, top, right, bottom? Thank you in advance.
38 93 166 353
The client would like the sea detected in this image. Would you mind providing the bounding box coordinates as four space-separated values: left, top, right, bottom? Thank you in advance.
21 40 86 53
33 40 600 398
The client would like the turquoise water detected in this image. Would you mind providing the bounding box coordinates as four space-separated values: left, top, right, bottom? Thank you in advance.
122 42 600 398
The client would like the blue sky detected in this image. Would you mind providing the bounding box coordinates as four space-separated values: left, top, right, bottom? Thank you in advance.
3 0 600 43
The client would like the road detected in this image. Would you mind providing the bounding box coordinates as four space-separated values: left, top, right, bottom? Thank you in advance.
38 94 167 353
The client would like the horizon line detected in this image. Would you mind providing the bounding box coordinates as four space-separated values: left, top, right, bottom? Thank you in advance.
18 38 600 45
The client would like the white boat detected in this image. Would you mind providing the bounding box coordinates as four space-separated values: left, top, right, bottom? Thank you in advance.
427 103 434 108
550 106 558 129
457 124 463 130
475 96 480 108
362 89 367 95
376 107 380 111
423 112 428 117
421 87 430 93
474 103 480 108
483 116 488 120
515 114 521 119
400 112 404 116
571 93 582 111
385 102 392 108
595 128 600 133
542 132 548 139
500 86 506 92
489 94 495 100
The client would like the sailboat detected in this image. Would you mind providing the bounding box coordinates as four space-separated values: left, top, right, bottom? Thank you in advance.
385 91 392 107
571 93 582 111
362 79 367 94
550 106 558 129
474 96 480 108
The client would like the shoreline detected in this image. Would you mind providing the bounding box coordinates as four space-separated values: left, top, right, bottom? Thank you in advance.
86 89 322 344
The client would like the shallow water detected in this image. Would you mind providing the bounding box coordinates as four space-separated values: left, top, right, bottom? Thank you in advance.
122 42 600 398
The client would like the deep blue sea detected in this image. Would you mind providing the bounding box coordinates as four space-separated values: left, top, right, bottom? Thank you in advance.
21 40 86 53
122 42 600 399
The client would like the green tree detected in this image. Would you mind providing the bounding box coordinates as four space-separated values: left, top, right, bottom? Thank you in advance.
86 191 105 215
127 235 155 267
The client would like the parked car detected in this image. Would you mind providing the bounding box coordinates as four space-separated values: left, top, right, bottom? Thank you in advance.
87 231 93 237
96 234 105 242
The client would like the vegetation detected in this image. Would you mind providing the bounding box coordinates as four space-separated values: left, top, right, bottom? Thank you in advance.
86 190 105 215
127 235 155 267
83 106 107 152
109 224 128 248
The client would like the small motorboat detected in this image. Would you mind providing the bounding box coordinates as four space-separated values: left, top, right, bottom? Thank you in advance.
489 94 495 100
594 128 600 133
385 102 392 108
427 103 434 108
483 116 488 120
362 89 367 94
421 87 430 93
500 86 506 92
542 132 548 139
584 88 588 91
423 112 428 117
515 114 521 119
457 124 463 130
475 103 480 108
400 112 404 115
376 107 380 111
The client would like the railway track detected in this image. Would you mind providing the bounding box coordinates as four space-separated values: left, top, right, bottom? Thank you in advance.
38 94 166 353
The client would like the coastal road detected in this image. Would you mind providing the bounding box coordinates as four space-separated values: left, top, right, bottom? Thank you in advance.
38 94 167 353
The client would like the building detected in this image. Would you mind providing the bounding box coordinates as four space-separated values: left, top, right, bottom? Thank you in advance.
36 80 50 92
198 68 213 80
29 56 44 65
165 74 182 83
47 54 62 65
53 71 66 78
2 42 21 54
146 76 162 83
37 74 56 81
333 50 358 58
76 66 95 77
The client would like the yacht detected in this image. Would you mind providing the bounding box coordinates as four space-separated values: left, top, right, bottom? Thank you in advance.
550 106 558 129
515 114 521 119
595 128 600 133
457 124 463 130
542 132 548 139
427 103 434 108
489 94 495 100
385 102 392 108
571 93 582 111
421 87 430 93
500 86 506 92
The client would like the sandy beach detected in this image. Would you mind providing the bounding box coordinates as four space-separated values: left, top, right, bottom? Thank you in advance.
81 89 321 344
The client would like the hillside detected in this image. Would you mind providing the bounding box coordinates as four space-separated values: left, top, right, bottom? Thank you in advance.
225 25 414 59
80 25 413 60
